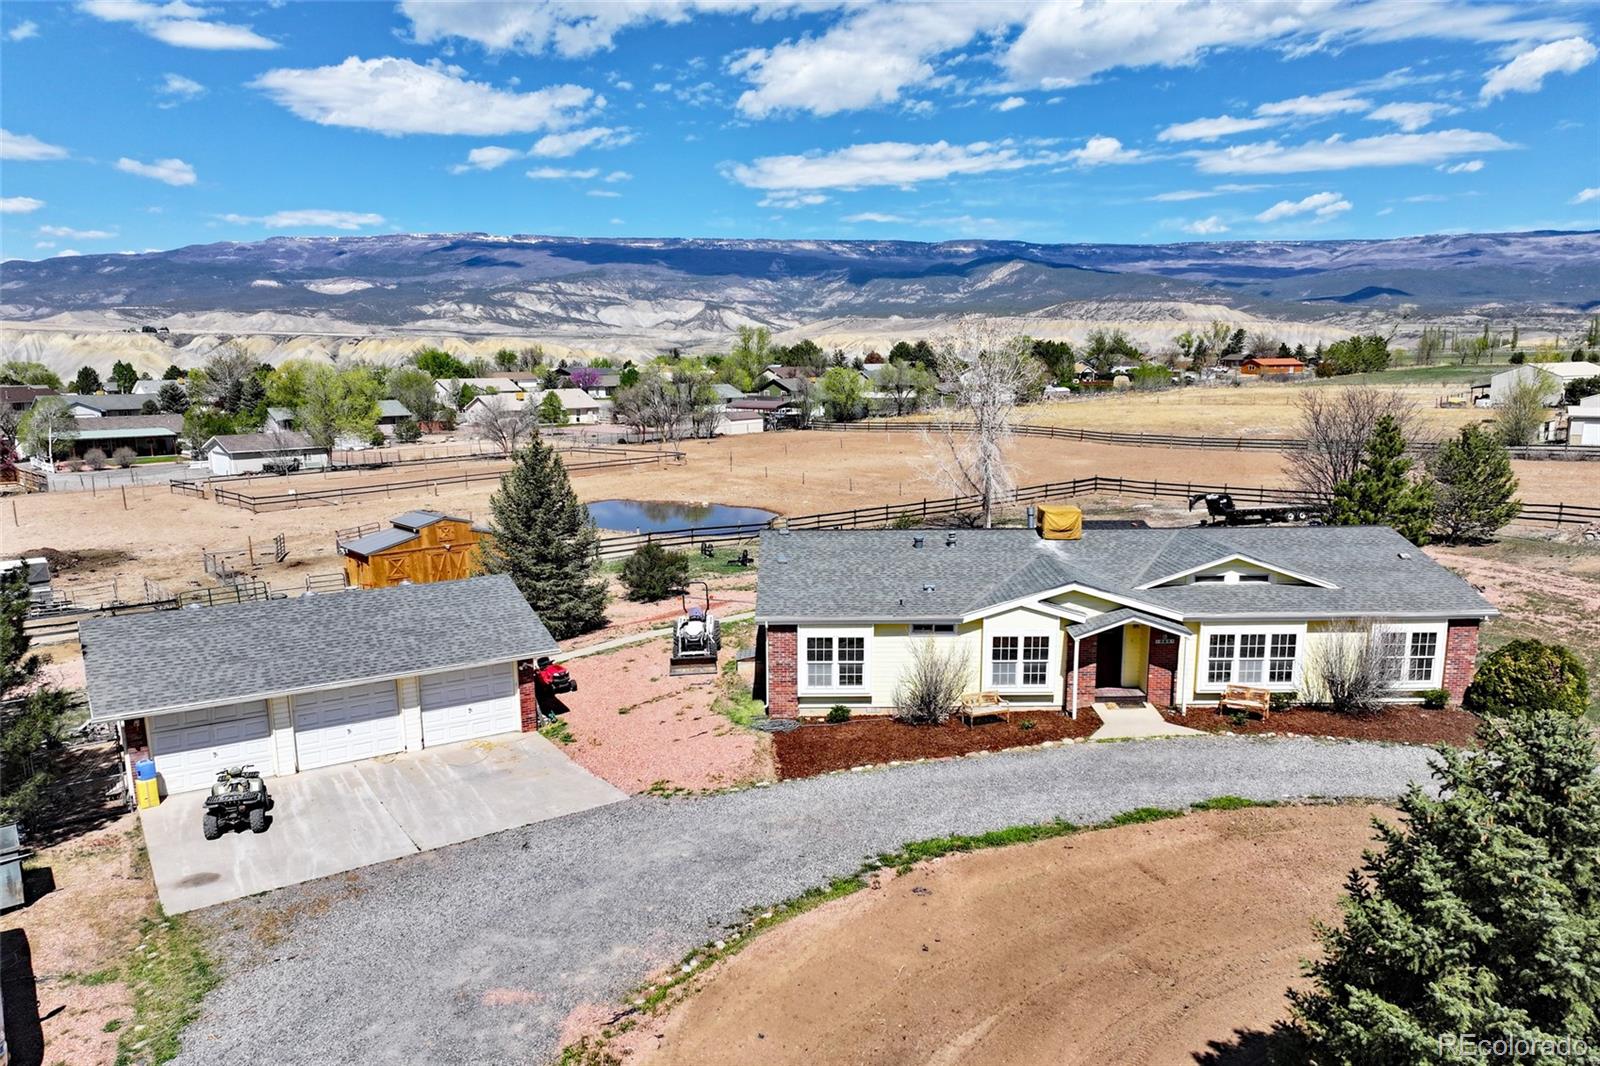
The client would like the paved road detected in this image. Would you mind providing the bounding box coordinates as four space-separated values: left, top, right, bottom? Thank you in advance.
175 736 1436 1066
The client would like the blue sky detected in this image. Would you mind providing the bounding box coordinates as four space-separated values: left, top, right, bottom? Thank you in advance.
2 1 1598 261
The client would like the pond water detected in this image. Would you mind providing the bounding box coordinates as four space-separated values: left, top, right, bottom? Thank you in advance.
587 498 779 534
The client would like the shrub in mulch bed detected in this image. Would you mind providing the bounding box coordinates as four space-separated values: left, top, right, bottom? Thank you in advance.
773 710 1103 780
1163 704 1481 747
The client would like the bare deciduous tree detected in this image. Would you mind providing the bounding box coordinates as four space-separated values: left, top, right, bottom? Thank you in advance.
1494 377 1549 446
923 321 1044 528
467 394 538 454
1289 387 1420 499
891 639 972 725
1300 621 1397 716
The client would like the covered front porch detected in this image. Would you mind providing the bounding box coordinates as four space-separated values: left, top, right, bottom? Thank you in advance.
1065 608 1193 715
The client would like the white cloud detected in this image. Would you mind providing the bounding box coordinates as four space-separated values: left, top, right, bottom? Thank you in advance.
726 140 1041 191
1146 183 1268 202
1062 135 1142 167
526 166 600 180
450 146 522 174
1366 101 1451 132
993 96 1026 112
7 19 38 41
1255 90 1371 117
842 211 910 223
115 156 196 185
603 170 631 182
1254 191 1351 222
53 249 82 258
1439 159 1484 174
1158 115 1277 142
0 196 45 213
1573 187 1600 204
81 0 277 50
39 224 117 238
1194 129 1512 174
529 125 634 157
157 72 206 105
585 189 622 198
757 191 829 209
222 209 386 230
252 57 595 136
1182 216 1229 235
1481 37 1597 100
398 0 745 58
1 129 68 161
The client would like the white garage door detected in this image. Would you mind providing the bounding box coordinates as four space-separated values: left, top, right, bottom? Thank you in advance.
148 701 272 794
420 663 520 746
292 679 403 771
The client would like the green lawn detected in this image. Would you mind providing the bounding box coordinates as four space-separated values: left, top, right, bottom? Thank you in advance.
1306 362 1513 387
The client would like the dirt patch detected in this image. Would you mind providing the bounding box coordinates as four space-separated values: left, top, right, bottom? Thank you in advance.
564 577 757 652
551 637 773 793
621 803 1387 1066
1169 704 1481 747
9 546 135 576
773 712 1103 780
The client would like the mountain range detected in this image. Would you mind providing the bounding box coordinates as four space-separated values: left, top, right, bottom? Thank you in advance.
2 230 1596 371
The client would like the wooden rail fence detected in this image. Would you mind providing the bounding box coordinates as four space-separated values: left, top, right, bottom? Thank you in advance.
811 419 1599 460
594 473 1600 560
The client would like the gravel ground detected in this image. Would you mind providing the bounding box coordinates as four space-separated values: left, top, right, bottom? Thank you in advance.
176 736 1437 1066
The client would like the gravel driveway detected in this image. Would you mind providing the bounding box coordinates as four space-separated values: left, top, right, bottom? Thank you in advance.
176 736 1437 1066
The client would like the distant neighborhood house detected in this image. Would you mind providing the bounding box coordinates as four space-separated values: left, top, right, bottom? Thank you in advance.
200 430 330 475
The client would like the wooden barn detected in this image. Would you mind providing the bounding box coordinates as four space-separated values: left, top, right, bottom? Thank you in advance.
338 510 489 589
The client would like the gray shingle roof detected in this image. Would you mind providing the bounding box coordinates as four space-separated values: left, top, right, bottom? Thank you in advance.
202 430 320 454
81 575 557 721
1067 607 1190 640
338 527 418 556
755 526 1495 623
378 399 412 418
62 393 148 414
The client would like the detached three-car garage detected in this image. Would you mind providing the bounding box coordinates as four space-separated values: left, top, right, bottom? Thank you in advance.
81 576 557 796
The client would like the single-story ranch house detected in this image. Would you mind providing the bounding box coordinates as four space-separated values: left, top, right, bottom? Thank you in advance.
753 523 1495 718
200 430 330 475
81 575 556 795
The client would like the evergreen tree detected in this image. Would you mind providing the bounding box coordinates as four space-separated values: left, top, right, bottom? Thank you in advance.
1329 415 1435 544
1284 698 1600 1063
73 365 102 394
481 439 608 639
1426 425 1520 544
1 572 71 823
110 359 138 394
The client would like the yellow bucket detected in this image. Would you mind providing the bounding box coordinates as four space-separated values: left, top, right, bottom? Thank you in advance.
135 777 161 809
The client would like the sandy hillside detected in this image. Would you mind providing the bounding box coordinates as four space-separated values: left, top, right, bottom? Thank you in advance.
626 803 1390 1066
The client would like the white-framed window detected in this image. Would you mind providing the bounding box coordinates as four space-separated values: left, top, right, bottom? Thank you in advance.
990 635 1051 688
991 636 1018 686
805 635 867 689
1380 631 1407 682
1204 626 1304 690
1269 634 1297 683
1207 634 1235 684
910 623 956 635
1408 632 1439 682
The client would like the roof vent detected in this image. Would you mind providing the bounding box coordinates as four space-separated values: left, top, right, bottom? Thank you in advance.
1397 551 1412 560
777 525 791 536
776 552 790 564
921 583 937 592
944 532 956 547
912 535 925 548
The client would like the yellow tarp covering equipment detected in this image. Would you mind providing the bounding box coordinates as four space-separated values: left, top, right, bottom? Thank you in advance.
1036 504 1083 541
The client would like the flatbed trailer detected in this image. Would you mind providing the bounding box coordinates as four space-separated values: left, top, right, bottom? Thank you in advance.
1188 492 1327 526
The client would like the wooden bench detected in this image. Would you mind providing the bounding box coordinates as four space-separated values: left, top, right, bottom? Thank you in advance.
959 691 1012 726
1219 684 1272 721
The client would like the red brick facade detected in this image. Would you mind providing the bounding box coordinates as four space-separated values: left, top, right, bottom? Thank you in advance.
1442 619 1480 704
1146 632 1180 709
1064 634 1098 711
517 660 540 731
766 625 799 719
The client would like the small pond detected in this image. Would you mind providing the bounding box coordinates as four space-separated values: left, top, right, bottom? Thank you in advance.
587 498 779 534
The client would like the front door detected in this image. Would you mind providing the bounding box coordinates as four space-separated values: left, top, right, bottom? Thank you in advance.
1097 629 1124 689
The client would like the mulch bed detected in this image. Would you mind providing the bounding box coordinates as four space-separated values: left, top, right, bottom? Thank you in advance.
1164 704 1482 747
773 709 1102 780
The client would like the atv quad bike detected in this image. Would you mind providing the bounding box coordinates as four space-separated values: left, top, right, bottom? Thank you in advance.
202 765 273 839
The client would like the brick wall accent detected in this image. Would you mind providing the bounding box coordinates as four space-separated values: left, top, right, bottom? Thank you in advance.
1146 632 1180 709
1064 634 1098 711
1442 619 1480 704
766 625 799 719
517 660 540 731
